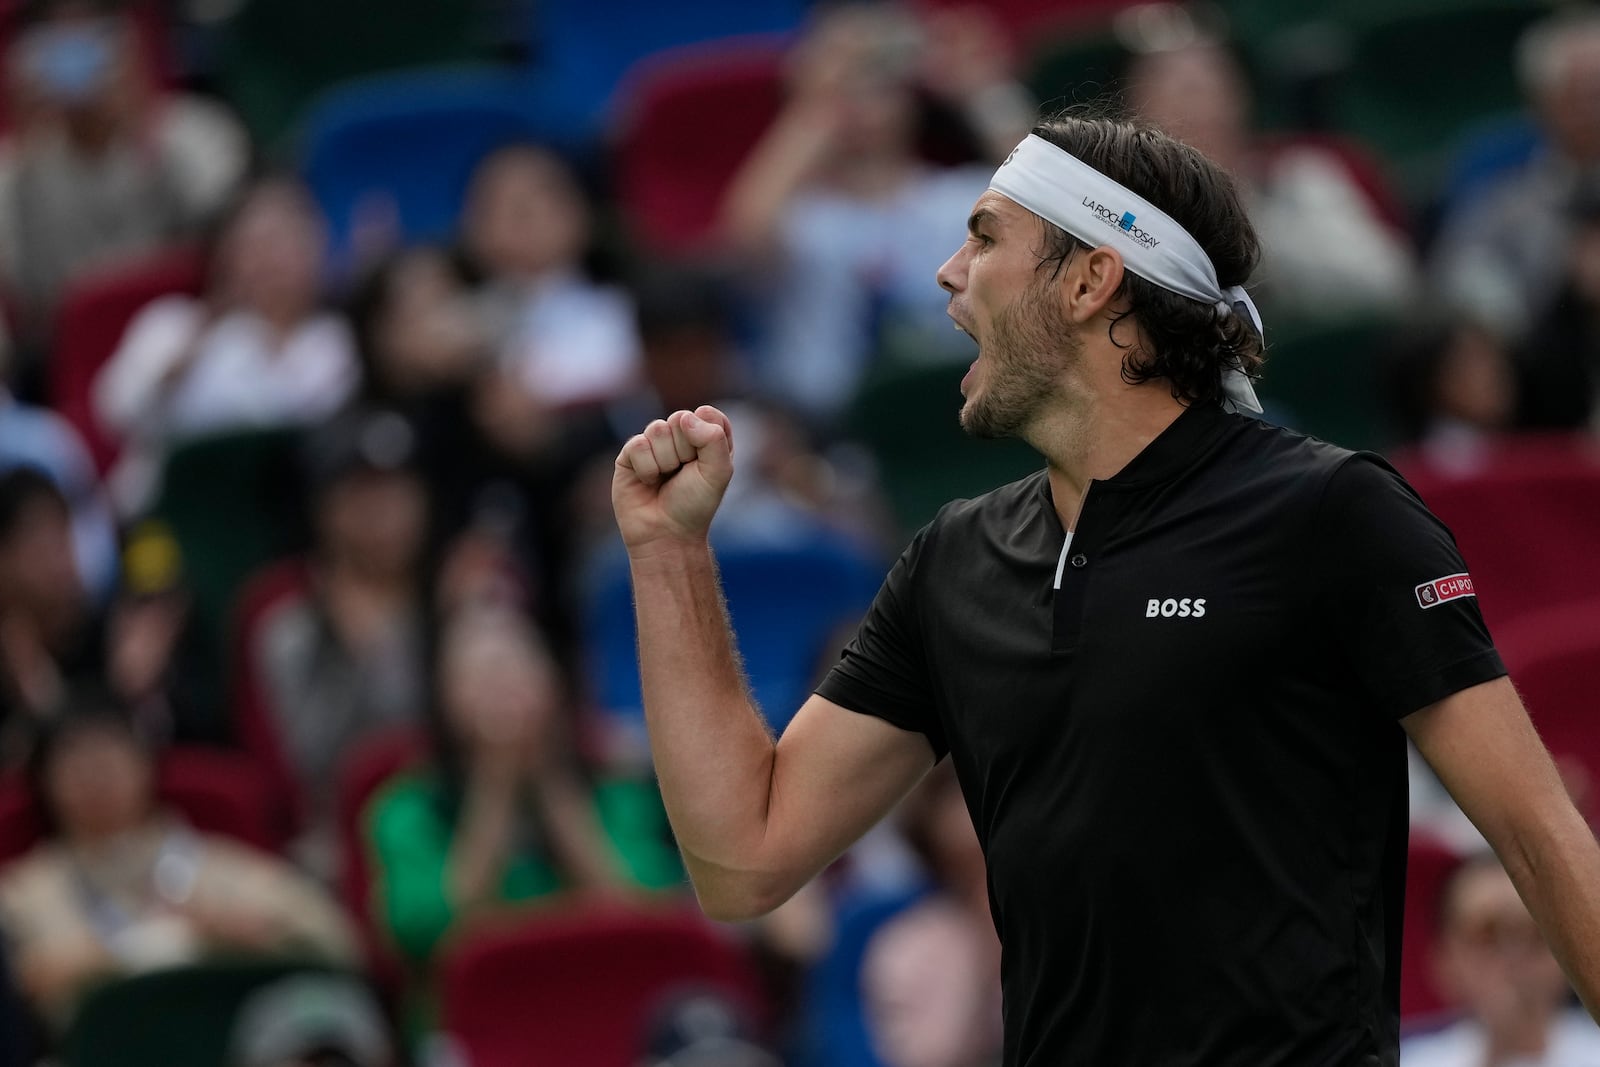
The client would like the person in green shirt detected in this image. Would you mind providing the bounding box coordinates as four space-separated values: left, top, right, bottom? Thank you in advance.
365 600 683 1011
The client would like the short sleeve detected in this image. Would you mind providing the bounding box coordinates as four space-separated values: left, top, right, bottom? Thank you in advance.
814 527 947 759
1316 454 1507 718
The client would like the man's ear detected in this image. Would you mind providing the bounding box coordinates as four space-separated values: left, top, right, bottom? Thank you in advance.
1061 245 1126 325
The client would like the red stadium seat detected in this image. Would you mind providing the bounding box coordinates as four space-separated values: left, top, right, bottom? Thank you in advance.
0 746 283 867
439 903 765 1067
227 558 316 840
48 244 206 473
907 0 1135 47
1400 832 1462 1023
612 39 787 254
334 725 427 991
1394 435 1600 634
1495 600 1600 810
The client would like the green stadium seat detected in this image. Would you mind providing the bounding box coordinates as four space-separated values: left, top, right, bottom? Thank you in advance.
1254 316 1398 452
62 961 347 1067
844 360 1042 537
1326 1 1547 200
214 0 487 149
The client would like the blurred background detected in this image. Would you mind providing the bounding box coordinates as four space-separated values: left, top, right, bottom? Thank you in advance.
0 0 1597 1064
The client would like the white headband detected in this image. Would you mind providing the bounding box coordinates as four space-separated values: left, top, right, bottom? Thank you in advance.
989 134 1263 414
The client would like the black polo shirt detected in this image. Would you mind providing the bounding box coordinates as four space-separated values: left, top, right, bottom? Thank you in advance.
815 402 1506 1067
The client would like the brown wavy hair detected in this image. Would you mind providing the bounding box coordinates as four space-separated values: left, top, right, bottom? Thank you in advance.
1028 107 1265 407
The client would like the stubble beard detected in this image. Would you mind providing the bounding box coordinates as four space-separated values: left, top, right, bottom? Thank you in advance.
959 279 1080 440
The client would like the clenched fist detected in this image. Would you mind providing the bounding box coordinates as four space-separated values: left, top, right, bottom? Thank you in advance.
612 406 735 552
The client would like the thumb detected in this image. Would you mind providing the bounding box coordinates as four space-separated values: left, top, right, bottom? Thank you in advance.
681 411 733 485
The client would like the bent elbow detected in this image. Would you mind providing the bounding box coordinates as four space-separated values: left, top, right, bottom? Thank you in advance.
691 870 795 923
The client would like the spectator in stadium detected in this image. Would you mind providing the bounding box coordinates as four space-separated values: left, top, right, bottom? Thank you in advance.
861 764 1002 1067
0 0 247 356
0 695 357 1030
1383 318 1517 463
0 324 117 601
0 469 94 751
1430 8 1600 338
105 521 224 745
457 144 641 410
367 601 681 1025
92 175 357 515
1401 853 1600 1066
1515 177 1600 433
237 408 431 880
720 3 1034 422
1123 28 1418 321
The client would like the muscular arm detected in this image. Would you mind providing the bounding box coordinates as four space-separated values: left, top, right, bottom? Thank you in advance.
618 408 934 920
1404 676 1600 1018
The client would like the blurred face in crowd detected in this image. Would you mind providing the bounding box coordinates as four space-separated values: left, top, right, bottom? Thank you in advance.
1128 45 1251 173
317 468 428 580
462 148 590 281
0 486 85 637
213 182 328 323
7 0 143 128
789 6 920 161
1429 326 1515 432
43 721 156 843
369 249 483 395
938 194 1083 440
439 607 561 764
1434 860 1569 1029
1537 32 1600 164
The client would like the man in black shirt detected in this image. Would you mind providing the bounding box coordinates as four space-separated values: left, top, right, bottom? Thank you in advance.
611 114 1600 1065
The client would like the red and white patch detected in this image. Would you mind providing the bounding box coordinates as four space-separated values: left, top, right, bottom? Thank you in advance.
1415 573 1475 610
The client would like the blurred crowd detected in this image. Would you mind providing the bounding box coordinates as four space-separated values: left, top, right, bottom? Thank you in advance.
0 0 1597 1065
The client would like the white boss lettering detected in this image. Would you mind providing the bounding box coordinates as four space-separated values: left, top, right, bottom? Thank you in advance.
1144 597 1207 618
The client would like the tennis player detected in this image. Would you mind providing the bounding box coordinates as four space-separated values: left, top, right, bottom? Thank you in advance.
611 112 1600 1065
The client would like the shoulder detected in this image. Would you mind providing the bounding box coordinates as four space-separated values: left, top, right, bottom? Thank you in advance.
125 294 207 336
929 468 1050 534
0 847 69 904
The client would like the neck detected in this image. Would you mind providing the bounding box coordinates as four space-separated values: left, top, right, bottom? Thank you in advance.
1032 383 1187 530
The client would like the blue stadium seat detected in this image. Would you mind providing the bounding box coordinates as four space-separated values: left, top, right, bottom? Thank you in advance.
792 885 930 1067
520 0 808 140
298 68 546 265
583 525 884 737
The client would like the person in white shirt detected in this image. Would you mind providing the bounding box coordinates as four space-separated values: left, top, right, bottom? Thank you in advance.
1403 853 1600 1067
92 176 357 515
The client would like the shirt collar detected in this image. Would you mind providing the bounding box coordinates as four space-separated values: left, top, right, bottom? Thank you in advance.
1033 401 1232 511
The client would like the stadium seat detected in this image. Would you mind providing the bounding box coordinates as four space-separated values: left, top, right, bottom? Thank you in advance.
297 68 547 265
213 0 485 147
1326 1 1547 199
1394 435 1600 634
845 360 1043 537
793 885 929 1067
1399 832 1461 1024
520 0 805 140
1252 315 1397 452
47 245 206 474
583 527 883 736
438 903 764 1067
333 726 428 991
0 747 283 867
612 40 787 254
1493 599 1600 798
60 960 350 1067
911 0 1133 49
228 559 316 839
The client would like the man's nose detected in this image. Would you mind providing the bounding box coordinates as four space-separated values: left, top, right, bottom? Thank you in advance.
936 245 967 294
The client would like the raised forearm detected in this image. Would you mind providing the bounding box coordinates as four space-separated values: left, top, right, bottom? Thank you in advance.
630 542 778 877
